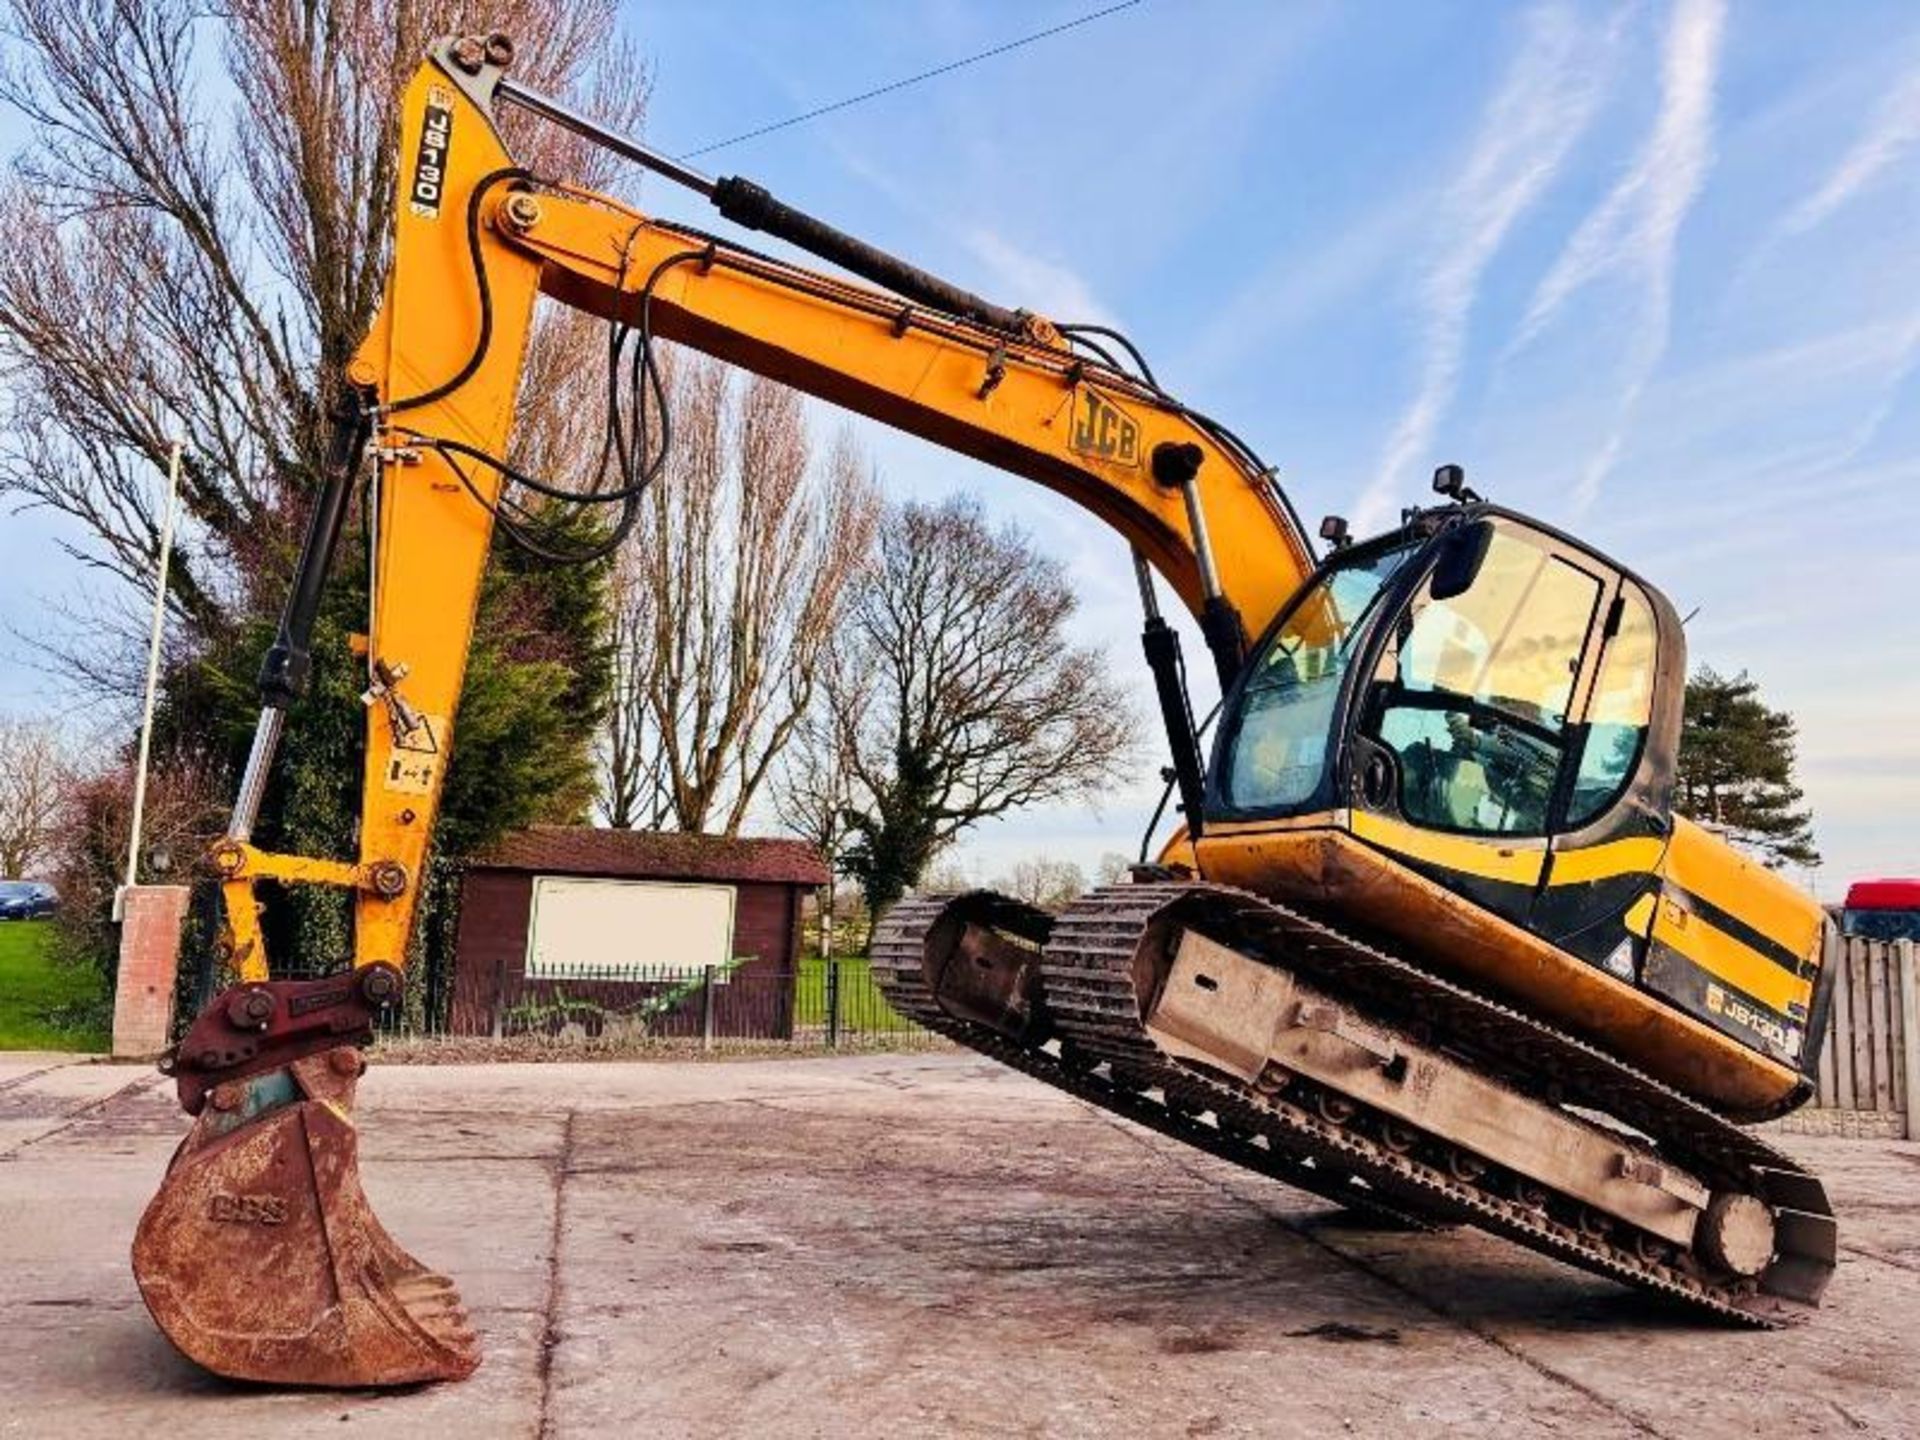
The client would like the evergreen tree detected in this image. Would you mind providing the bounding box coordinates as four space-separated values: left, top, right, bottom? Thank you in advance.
153 505 610 1026
1675 667 1819 870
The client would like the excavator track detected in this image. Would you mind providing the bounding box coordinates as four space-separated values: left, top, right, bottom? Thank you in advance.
873 883 1835 1327
872 893 1456 1232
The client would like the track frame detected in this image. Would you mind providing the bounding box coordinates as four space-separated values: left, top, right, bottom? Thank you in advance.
873 884 1836 1326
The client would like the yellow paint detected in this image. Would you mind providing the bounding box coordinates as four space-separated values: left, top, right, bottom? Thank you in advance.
1651 901 1813 1017
1622 894 1657 936
341 61 541 974
1350 810 1544 887
1660 818 1824 971
220 878 267 985
1546 835 1668 886
519 192 1313 628
234 847 364 890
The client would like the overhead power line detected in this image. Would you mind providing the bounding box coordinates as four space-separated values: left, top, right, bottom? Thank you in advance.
677 0 1146 160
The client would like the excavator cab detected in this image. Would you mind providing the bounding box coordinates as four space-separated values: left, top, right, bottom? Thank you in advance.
879 490 1838 1325
1195 497 1832 1107
1214 502 1677 918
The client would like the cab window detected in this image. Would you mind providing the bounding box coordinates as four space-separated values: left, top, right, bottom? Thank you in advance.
1222 541 1417 811
1365 526 1600 836
1565 584 1658 828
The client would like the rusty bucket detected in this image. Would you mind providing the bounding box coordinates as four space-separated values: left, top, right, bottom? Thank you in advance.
132 1047 479 1387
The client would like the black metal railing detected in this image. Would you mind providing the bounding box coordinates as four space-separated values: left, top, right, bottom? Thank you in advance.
377 956 933 1055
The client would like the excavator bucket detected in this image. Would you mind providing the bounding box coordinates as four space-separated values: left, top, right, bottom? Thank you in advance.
132 1046 478 1387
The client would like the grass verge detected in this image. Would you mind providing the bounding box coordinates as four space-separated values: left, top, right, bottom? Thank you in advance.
792 955 912 1032
0 920 109 1052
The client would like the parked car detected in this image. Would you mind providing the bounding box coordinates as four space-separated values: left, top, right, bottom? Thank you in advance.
0 880 59 920
1842 878 1920 943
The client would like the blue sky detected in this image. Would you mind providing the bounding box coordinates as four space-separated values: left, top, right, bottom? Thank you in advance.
2 0 1916 896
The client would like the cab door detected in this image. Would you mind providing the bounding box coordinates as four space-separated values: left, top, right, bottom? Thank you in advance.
1349 519 1608 930
1531 577 1676 974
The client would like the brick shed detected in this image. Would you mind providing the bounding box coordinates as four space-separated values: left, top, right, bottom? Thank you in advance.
449 826 830 1038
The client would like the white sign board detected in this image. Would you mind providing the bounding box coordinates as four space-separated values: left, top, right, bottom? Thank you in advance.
524 876 736 978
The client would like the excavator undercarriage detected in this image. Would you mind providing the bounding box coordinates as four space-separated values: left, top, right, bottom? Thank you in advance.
872 885 1835 1326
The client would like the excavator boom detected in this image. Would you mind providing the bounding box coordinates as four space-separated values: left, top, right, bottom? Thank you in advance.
229 35 1315 998
134 33 1316 1387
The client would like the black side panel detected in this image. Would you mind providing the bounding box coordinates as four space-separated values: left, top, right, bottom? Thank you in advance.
1643 941 1806 1069
1535 874 1660 968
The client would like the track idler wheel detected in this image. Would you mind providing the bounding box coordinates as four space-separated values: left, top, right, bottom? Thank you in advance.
132 1047 478 1387
1697 1192 1778 1279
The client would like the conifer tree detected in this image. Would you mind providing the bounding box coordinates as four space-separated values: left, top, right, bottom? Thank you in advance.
1676 668 1819 869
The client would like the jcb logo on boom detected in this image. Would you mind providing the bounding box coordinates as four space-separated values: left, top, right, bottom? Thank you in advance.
1070 389 1141 468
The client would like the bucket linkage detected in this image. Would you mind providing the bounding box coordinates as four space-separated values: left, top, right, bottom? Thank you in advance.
132 966 478 1387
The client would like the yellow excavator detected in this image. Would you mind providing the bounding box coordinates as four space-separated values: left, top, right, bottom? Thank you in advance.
131 33 1840 1387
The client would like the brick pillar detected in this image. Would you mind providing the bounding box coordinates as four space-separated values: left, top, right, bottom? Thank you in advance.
112 885 191 1058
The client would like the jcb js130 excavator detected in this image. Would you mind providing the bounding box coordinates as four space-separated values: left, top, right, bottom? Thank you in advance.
131 33 1840 1387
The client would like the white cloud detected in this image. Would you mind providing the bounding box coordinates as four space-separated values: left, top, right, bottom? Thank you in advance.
1353 3 1621 534
961 228 1118 329
1178 191 1429 389
1749 61 1920 468
1508 0 1727 514
1778 62 1920 240
806 129 1120 331
1819 306 1920 469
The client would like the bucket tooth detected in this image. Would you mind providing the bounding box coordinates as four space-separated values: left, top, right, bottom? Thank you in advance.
131 1048 478 1387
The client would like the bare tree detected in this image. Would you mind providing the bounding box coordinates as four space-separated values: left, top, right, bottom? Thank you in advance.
994 857 1087 910
1094 851 1133 887
0 1 652 989
0 717 71 878
920 861 976 893
598 547 671 828
0 0 650 675
830 496 1137 918
775 703 858 863
49 749 227 969
803 878 874 959
609 355 879 835
774 684 870 957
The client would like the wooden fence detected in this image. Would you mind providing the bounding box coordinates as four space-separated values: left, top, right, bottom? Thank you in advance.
1773 936 1917 1140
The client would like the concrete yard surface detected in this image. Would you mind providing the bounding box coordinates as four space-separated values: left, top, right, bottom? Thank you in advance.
0 1050 1915 1438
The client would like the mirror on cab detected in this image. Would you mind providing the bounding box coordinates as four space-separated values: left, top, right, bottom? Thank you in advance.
1428 520 1492 602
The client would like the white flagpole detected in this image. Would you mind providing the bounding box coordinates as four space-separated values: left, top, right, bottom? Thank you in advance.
119 440 184 914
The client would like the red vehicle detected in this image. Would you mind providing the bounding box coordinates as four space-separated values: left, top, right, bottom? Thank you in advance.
1842 879 1920 943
